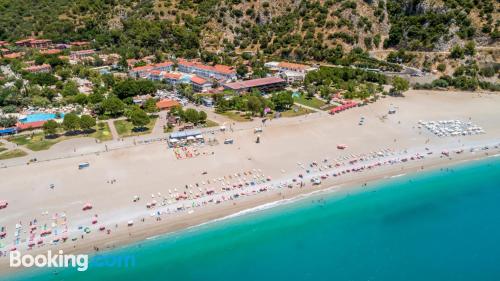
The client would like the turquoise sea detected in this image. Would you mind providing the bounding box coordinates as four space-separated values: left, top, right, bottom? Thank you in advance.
5 157 500 281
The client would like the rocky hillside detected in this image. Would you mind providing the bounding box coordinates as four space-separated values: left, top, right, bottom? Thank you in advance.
0 0 498 61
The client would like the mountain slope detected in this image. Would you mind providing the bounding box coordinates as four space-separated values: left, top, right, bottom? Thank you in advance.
0 0 498 61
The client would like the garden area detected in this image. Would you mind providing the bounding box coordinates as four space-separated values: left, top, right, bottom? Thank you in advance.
7 120 112 151
293 93 326 109
114 116 157 138
0 149 28 160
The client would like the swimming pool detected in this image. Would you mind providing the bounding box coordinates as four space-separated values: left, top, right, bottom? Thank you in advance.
19 113 64 123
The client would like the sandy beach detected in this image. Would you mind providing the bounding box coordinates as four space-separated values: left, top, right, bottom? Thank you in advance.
1 90 500 273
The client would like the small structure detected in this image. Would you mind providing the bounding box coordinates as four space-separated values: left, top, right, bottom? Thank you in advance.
70 49 96 61
168 129 204 147
15 38 52 49
177 59 237 81
156 99 180 111
78 162 90 169
0 127 17 136
190 76 212 93
201 97 214 107
223 77 286 94
23 64 52 73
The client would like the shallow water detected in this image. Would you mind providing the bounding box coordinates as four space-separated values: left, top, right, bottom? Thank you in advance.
5 157 500 281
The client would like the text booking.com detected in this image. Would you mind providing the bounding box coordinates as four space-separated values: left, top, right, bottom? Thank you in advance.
9 250 136 272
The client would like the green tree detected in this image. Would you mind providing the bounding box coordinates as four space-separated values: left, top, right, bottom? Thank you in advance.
437 63 446 72
198 111 207 123
129 108 150 128
62 81 79 97
184 108 200 124
391 77 410 95
247 96 263 115
79 115 96 131
74 93 88 105
236 64 248 77
101 96 125 117
464 41 476 56
450 45 464 59
43 120 59 135
143 98 158 113
271 91 294 111
62 113 80 132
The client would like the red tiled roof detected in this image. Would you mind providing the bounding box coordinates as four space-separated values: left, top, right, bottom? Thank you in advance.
131 61 173 72
70 49 95 56
40 49 61 55
164 73 182 80
190 76 208 85
224 77 286 90
23 64 51 72
149 70 163 76
131 65 154 72
156 99 180 110
278 62 311 71
3 52 24 59
178 59 236 75
15 38 34 44
17 121 46 131
70 41 90 46
154 61 174 68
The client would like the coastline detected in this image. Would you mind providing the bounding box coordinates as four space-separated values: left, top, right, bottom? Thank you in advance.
3 146 498 276
1 90 500 277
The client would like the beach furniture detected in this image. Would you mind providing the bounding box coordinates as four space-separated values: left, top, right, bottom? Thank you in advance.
82 203 93 211
78 162 90 169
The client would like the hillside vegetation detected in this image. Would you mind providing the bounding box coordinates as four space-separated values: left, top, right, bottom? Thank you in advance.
0 0 498 62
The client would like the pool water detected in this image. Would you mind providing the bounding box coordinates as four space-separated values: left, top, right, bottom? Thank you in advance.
19 113 64 123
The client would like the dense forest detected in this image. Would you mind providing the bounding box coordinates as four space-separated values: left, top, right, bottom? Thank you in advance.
0 0 498 62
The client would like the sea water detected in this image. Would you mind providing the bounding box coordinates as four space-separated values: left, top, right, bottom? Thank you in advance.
5 157 500 281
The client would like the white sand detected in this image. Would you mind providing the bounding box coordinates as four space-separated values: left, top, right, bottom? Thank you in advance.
0 90 500 272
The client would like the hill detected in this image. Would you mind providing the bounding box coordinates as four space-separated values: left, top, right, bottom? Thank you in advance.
0 0 498 62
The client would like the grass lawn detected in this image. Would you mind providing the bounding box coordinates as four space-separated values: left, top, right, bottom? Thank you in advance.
0 147 7 153
293 94 326 109
204 119 219 127
280 107 314 117
7 122 113 151
0 149 28 160
114 117 157 138
220 111 252 122
8 133 57 151
90 122 113 142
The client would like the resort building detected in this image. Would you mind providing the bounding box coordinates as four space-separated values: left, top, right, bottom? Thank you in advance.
190 76 212 93
156 99 180 111
177 59 236 81
264 61 318 83
15 38 52 49
128 61 174 78
223 77 287 93
3 52 25 59
40 49 62 55
163 73 183 85
69 49 96 60
23 64 52 73
70 41 90 47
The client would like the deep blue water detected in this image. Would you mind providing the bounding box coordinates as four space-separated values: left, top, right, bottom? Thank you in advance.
4 157 500 281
